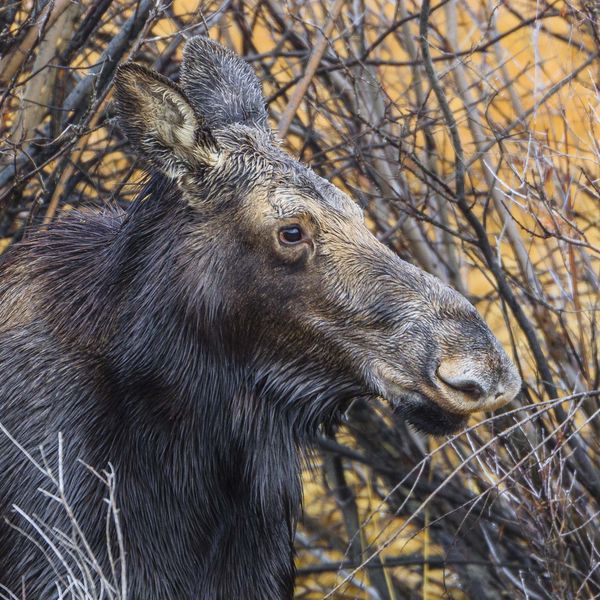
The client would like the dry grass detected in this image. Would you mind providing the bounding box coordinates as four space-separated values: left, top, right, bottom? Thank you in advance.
0 428 126 600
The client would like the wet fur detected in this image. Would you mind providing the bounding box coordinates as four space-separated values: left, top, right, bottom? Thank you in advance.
0 177 359 598
0 37 520 599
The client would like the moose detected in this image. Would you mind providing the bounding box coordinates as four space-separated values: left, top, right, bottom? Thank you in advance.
0 37 521 599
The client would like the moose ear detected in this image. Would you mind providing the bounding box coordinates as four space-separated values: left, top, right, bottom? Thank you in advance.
180 37 269 132
114 63 219 178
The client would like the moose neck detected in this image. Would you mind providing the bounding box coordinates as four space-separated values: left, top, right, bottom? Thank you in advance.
101 182 300 598
111 381 301 599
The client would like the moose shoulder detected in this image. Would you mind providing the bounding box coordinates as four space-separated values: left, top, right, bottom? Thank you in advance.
0 37 521 599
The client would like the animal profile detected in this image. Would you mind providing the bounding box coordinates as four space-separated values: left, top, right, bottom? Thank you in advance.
0 37 521 599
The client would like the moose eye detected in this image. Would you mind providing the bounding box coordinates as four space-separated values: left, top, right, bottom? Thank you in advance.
279 225 304 245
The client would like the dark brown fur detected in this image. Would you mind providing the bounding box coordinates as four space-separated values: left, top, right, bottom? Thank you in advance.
0 38 521 599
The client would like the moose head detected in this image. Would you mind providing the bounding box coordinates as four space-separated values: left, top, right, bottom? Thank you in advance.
0 36 524 600
113 37 521 437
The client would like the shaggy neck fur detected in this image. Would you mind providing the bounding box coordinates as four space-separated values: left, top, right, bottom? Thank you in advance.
0 179 320 599
82 183 302 599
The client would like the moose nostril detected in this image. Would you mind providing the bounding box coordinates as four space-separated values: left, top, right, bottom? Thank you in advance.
436 369 485 401
454 381 485 399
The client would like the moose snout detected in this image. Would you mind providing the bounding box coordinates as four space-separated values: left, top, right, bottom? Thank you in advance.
434 356 520 415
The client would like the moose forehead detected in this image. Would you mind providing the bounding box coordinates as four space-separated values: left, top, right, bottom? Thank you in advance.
268 176 363 222
214 125 363 221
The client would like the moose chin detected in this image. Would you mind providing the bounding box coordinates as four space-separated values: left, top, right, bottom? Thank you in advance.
386 392 467 435
0 37 521 599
